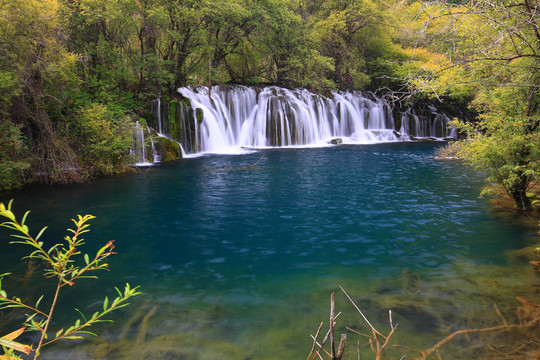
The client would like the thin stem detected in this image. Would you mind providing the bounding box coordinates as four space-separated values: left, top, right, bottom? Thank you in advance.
33 279 61 360
307 322 324 360
339 286 384 338
0 296 48 317
330 292 335 359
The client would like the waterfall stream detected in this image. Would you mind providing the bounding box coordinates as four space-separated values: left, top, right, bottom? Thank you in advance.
145 85 456 157
130 121 151 166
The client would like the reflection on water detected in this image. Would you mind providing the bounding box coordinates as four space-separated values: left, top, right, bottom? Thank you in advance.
0 143 538 360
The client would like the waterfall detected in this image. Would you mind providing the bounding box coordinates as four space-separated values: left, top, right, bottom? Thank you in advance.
131 121 168 166
150 98 170 137
148 98 187 158
164 85 456 155
131 121 152 166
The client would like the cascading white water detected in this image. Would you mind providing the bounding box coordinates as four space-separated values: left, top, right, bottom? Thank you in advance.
157 97 162 135
131 121 152 166
147 98 187 158
168 85 456 155
131 121 168 166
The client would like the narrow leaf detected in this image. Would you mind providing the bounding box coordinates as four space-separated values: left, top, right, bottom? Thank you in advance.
21 211 29 226
35 226 48 241
2 327 26 341
35 295 44 309
75 308 87 322
76 330 97 337
0 338 32 355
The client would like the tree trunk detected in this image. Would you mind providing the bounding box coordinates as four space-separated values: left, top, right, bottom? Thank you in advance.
509 172 532 211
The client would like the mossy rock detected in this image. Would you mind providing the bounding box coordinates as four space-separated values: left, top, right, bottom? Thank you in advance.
160 137 182 161
141 110 152 124
394 111 402 130
196 108 204 124
170 100 177 121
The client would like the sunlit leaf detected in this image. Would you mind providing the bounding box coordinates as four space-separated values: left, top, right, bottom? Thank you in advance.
2 327 25 341
35 226 47 241
0 338 32 355
63 336 84 340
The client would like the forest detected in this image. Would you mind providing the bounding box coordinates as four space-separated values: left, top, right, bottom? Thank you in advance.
0 0 538 209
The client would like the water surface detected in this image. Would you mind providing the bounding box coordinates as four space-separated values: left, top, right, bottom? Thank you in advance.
0 143 536 359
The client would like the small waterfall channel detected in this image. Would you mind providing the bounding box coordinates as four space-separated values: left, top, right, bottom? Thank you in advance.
130 121 152 166
130 120 166 166
135 85 457 160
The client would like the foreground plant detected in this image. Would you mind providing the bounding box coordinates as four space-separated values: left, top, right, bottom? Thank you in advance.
0 200 141 359
308 286 400 360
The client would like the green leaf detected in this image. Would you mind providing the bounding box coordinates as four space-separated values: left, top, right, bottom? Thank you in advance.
55 329 64 338
75 308 87 322
103 296 109 311
76 330 97 337
20 211 29 226
84 254 89 265
35 226 47 241
35 295 43 308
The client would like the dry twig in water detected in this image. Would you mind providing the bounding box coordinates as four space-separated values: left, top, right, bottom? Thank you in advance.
309 287 400 360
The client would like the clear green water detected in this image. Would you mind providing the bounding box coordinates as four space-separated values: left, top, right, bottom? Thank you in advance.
0 143 537 359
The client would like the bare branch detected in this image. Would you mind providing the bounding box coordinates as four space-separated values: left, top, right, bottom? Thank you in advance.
339 286 384 338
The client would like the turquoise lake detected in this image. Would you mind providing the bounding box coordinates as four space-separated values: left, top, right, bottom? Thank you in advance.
0 143 537 359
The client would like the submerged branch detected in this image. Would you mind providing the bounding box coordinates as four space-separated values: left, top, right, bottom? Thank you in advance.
418 323 535 360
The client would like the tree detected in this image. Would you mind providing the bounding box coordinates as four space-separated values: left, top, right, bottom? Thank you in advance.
401 0 540 210
0 121 30 190
0 0 83 185
73 103 134 176
250 0 334 89
310 0 383 89
161 0 205 89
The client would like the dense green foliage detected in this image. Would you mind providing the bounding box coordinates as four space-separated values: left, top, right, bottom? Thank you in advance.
0 0 538 204
0 0 408 189
402 0 540 210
